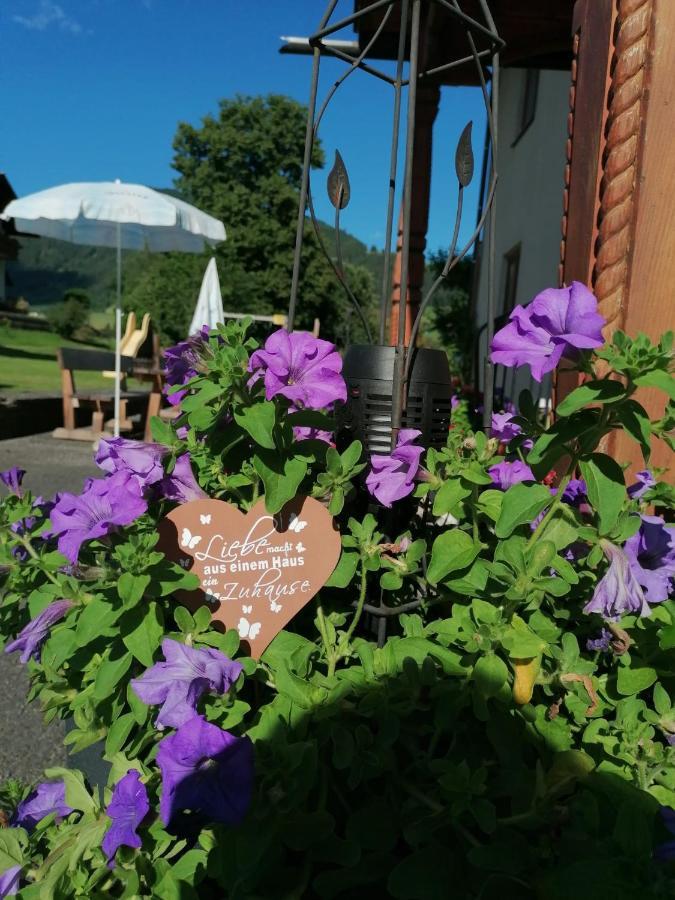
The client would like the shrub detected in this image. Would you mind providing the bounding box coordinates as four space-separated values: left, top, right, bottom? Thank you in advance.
48 290 91 339
0 284 673 899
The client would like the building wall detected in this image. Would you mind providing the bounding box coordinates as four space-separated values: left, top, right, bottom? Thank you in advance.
474 67 569 406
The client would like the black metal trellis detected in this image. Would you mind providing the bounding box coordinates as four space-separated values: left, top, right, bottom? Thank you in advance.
287 0 503 441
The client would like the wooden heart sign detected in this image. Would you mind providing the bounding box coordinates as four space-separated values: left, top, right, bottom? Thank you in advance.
157 495 341 658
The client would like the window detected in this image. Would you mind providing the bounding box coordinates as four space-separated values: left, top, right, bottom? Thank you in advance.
502 244 521 314
513 69 539 145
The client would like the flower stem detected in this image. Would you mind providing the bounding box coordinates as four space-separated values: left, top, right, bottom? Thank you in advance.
329 564 368 677
17 536 61 586
342 564 368 650
526 467 575 551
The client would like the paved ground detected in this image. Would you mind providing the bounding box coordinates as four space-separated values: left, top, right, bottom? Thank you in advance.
0 434 100 784
0 432 99 497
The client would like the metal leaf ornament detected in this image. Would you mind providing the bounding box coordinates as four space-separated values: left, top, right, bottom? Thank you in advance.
455 121 474 187
327 150 351 209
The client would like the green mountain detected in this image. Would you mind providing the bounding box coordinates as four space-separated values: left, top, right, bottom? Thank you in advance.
6 221 385 311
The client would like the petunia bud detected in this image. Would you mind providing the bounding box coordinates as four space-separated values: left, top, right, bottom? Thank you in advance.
512 656 541 705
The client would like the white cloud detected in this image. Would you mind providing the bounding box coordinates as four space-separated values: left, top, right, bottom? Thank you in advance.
13 1 82 34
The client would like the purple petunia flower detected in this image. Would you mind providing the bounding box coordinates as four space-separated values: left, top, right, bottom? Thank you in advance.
624 515 675 605
490 412 522 444
102 770 150 868
163 326 212 408
131 639 243 729
159 454 208 503
157 715 254 828
248 330 347 411
451 394 460 411
586 628 613 653
12 780 72 831
5 600 73 664
655 807 675 861
0 865 21 898
96 438 166 490
490 282 605 382
562 478 587 506
628 469 656 500
488 460 535 491
293 424 333 443
583 541 650 619
47 473 148 563
0 468 25 497
365 429 424 508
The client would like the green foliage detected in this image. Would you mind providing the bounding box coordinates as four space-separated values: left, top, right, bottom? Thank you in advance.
421 254 474 382
123 95 379 345
0 319 673 897
48 289 91 339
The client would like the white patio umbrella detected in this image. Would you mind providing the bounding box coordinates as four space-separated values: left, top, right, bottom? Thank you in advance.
0 180 226 435
189 257 224 334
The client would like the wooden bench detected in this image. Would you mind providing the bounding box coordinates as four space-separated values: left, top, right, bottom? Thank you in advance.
53 346 152 441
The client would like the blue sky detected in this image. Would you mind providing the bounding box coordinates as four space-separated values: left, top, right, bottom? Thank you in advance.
2 0 486 254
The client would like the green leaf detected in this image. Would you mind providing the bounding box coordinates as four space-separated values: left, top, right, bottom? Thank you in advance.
528 410 598 468
122 602 164 667
653 682 671 716
253 452 307 514
325 550 359 588
616 665 658 696
635 369 675 400
475 489 503 523
380 571 403 591
44 767 97 814
150 417 175 444
174 606 195 634
117 573 151 607
0 828 27 874
427 529 480 585
233 400 276 449
556 379 626 416
340 440 363 471
579 454 626 535
105 713 135 757
659 624 675 651
539 510 579 551
473 654 509 698
274 662 322 709
93 650 133 700
75 598 120 646
494 483 552 538
615 400 652 463
432 479 471 517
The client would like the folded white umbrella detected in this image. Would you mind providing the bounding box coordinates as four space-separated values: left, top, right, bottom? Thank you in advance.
1 181 226 435
189 257 225 334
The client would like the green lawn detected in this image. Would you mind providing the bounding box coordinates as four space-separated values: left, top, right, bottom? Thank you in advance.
0 325 148 394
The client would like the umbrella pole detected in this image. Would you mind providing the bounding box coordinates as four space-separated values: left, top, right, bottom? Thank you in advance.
114 223 122 437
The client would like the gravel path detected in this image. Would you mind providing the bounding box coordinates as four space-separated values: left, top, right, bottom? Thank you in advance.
0 434 101 785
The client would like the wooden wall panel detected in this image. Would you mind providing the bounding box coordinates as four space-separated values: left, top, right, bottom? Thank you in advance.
559 0 673 479
608 0 674 475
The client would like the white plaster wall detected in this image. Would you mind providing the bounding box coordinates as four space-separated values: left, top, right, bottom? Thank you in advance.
474 67 569 405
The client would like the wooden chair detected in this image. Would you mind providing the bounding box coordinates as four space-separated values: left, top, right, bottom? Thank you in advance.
102 313 151 380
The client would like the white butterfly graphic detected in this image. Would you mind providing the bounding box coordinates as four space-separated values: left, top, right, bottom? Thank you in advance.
178 558 191 569
238 617 261 640
270 600 283 614
242 605 253 614
181 528 202 550
204 592 220 605
200 514 212 525
288 514 307 534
